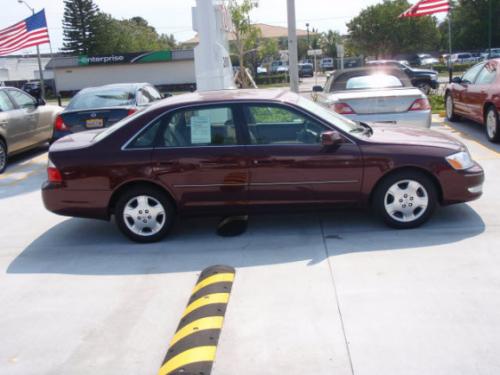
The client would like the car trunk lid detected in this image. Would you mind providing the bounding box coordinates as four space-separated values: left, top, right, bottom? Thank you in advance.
329 88 424 114
60 107 132 132
49 129 104 152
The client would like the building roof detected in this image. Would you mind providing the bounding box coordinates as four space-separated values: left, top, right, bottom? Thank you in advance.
182 23 311 45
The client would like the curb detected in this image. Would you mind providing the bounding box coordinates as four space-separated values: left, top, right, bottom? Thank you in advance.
157 265 236 375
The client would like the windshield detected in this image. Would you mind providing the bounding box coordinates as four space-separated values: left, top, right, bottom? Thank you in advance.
298 96 361 134
345 74 403 90
67 89 135 110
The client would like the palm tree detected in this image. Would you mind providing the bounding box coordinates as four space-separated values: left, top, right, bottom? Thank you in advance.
320 30 341 58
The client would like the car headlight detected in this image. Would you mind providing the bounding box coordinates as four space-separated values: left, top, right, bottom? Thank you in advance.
446 151 474 170
431 74 438 81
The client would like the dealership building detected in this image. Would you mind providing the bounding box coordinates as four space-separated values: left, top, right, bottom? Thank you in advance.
46 49 196 95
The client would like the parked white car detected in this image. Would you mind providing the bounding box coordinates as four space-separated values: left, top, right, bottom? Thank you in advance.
320 57 334 70
313 67 431 128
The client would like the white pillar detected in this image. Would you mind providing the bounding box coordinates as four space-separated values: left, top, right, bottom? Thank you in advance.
287 0 299 93
192 0 235 91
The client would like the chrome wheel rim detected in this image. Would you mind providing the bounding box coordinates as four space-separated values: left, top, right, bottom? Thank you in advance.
446 95 454 119
486 110 497 139
384 180 429 223
123 195 166 236
0 143 6 171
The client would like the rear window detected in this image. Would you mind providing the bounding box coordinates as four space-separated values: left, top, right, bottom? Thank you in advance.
67 89 135 110
345 74 404 90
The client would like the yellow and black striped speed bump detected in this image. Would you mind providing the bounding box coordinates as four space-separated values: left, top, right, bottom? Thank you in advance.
157 265 236 375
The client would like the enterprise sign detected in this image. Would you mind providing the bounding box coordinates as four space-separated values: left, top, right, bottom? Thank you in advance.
78 51 172 66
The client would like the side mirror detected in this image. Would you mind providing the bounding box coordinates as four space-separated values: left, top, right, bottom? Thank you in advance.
321 130 343 146
451 77 462 84
312 85 323 93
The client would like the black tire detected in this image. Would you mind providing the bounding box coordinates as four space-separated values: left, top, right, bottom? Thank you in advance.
445 93 459 122
485 106 500 143
115 186 175 243
373 170 438 229
0 139 7 174
416 81 431 95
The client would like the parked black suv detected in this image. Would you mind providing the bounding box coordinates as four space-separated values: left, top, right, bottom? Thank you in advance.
366 60 439 94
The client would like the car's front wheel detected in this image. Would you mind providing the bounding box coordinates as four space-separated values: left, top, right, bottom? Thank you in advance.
0 139 7 174
416 81 431 95
373 171 437 229
485 106 500 142
115 186 175 243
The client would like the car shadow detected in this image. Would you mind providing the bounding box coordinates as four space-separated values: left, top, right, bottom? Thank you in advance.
0 146 48 200
7 203 485 276
442 119 500 153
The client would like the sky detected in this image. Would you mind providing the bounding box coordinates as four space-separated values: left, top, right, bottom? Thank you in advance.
1 0 385 55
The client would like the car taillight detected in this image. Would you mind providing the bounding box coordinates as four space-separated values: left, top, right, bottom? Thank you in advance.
409 98 431 111
55 115 68 131
128 108 138 116
47 159 62 183
332 102 356 115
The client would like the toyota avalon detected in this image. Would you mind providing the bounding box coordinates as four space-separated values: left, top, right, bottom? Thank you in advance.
42 89 484 242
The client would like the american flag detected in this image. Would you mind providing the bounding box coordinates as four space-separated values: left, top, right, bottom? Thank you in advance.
0 10 50 56
399 0 451 17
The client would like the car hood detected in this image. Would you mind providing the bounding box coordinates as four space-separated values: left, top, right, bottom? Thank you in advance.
364 123 465 151
49 129 104 152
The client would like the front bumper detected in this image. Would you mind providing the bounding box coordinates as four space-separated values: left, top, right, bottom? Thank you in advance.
440 163 485 205
345 110 432 128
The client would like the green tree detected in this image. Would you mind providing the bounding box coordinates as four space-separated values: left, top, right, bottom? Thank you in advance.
441 0 500 51
321 30 342 58
62 0 100 54
92 14 176 54
347 0 441 58
228 0 260 87
258 38 279 62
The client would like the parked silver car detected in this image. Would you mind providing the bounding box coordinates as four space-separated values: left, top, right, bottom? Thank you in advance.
313 67 431 128
0 87 62 173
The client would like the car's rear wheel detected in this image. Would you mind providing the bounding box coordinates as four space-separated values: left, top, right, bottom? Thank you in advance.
445 93 459 122
485 106 500 142
373 171 437 229
115 186 175 243
0 139 7 174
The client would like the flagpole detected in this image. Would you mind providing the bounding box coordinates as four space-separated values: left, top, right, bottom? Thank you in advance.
448 13 453 83
17 0 45 99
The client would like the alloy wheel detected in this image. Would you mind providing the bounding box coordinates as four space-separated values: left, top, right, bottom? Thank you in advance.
122 195 166 237
486 109 497 139
384 180 429 223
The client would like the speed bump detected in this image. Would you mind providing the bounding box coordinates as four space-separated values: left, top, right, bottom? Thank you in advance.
157 265 236 375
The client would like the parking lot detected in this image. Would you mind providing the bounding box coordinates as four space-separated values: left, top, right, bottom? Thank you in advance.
1 104 500 375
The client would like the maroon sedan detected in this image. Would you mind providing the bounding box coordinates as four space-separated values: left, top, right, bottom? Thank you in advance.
445 59 500 142
42 89 484 242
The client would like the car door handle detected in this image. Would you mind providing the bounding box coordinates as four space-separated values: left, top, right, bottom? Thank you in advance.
252 159 274 165
0 121 7 127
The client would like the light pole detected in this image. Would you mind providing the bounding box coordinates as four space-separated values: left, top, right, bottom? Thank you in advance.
17 0 46 99
306 23 310 49
287 0 299 93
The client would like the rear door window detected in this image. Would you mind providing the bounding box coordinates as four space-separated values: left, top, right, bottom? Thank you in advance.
160 106 238 147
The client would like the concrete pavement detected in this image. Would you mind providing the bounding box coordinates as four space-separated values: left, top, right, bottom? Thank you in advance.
0 117 499 375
